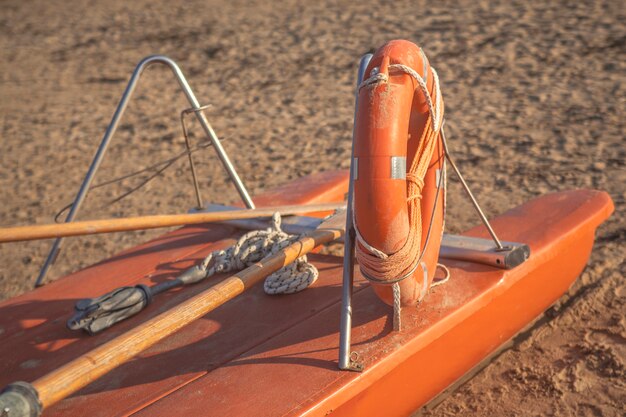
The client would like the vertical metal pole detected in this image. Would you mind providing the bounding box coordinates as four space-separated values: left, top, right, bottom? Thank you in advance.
35 55 255 287
338 53 372 371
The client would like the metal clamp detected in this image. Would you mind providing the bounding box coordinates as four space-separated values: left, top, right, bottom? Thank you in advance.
35 55 255 287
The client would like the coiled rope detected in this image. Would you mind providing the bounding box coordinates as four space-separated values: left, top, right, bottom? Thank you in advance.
67 212 318 334
197 212 318 295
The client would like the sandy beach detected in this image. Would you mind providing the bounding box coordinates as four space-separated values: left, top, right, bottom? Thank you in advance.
0 0 624 414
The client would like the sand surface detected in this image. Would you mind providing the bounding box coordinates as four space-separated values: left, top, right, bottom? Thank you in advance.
0 0 624 415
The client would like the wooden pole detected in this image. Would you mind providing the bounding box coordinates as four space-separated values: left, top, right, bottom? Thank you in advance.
1 213 345 414
0 202 344 243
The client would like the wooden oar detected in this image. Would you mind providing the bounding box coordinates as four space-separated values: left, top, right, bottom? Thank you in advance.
0 202 344 243
0 211 345 417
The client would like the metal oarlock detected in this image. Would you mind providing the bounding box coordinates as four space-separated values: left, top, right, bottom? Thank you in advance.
35 55 255 287
338 53 371 372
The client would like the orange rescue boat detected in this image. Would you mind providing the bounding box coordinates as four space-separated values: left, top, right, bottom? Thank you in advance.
0 40 614 417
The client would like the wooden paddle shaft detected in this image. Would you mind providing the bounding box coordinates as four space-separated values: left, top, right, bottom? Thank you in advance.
30 223 344 410
0 202 344 243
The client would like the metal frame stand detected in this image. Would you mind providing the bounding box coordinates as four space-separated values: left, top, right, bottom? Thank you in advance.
35 55 255 287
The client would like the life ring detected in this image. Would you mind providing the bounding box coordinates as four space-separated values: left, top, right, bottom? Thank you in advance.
353 40 446 307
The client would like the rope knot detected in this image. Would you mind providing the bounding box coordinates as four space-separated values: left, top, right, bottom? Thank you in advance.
358 72 389 91
269 212 282 232
406 173 425 190
406 173 425 203
197 213 318 295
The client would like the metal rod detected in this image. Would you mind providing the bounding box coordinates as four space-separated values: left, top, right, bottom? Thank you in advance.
440 125 504 250
181 105 211 209
35 55 254 287
339 53 372 371
164 57 255 209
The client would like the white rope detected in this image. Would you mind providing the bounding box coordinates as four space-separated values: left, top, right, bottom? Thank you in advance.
351 197 388 260
431 263 451 288
357 63 443 133
392 282 402 331
197 212 318 295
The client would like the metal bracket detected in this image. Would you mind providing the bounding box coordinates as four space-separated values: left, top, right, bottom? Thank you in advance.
439 235 530 269
34 55 255 287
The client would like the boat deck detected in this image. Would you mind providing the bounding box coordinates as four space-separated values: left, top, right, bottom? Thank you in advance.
0 170 613 416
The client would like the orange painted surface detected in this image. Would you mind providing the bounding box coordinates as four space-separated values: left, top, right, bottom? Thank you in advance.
0 170 613 417
353 40 445 306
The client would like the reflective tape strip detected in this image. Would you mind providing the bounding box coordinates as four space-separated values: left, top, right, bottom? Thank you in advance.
352 157 358 180
391 156 406 179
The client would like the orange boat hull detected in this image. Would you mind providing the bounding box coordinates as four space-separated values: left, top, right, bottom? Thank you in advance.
0 170 613 416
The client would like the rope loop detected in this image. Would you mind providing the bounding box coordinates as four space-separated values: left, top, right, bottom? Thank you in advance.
358 71 388 89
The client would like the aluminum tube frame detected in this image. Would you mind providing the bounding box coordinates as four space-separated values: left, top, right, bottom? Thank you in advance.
35 55 254 287
338 53 372 371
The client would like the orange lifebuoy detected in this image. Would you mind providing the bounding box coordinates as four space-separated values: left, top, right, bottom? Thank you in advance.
353 40 445 307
